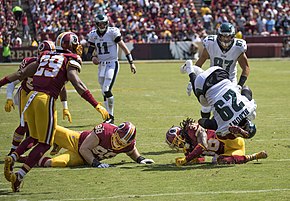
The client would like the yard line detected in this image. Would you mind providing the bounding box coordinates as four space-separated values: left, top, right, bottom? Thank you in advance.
35 188 290 201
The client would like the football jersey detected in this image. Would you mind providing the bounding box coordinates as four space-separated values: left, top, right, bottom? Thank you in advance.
184 127 224 156
33 51 82 98
203 35 247 84
78 123 135 161
87 27 121 62
19 57 37 93
194 67 257 136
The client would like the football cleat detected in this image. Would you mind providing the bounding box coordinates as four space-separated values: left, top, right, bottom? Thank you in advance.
180 60 193 74
4 156 14 182
246 151 268 162
104 114 114 124
11 172 23 192
228 125 250 138
50 143 61 156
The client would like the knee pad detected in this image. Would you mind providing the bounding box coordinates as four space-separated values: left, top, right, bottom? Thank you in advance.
104 91 113 98
241 86 252 101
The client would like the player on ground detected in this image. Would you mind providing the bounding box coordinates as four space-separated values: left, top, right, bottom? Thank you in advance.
86 14 137 123
180 63 257 139
166 118 267 166
186 22 250 119
2 41 72 156
4 31 110 192
37 122 154 168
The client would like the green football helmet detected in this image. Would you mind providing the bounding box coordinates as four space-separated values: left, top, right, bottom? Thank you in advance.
217 22 235 49
95 14 109 33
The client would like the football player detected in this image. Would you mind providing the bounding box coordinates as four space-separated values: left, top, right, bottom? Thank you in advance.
166 118 267 166
1 41 72 157
3 32 110 192
37 122 154 168
180 64 257 139
185 22 250 119
86 14 137 124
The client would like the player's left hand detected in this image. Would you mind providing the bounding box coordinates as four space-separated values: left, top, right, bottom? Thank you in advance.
130 63 136 74
235 85 242 93
175 157 187 166
139 158 155 164
5 99 15 112
186 82 193 96
95 103 110 120
63 109 72 123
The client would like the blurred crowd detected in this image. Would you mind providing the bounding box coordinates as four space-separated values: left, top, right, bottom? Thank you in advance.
0 0 289 49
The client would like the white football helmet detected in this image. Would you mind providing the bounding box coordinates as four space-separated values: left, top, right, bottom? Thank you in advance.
95 14 109 33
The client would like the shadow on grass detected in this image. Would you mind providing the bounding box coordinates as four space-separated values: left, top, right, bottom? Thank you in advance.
65 124 94 129
119 162 234 171
141 150 181 155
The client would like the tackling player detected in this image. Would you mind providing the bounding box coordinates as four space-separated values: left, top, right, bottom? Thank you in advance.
165 118 267 166
86 14 137 124
1 41 72 156
37 122 154 168
3 31 110 192
185 22 250 119
180 63 257 139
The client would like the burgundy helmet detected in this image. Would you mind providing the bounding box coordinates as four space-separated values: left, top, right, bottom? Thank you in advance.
165 126 185 150
55 32 83 56
112 122 136 150
37 40 55 54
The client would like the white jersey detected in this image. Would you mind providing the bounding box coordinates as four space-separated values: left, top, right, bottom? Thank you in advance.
194 66 256 137
87 27 121 62
203 35 247 84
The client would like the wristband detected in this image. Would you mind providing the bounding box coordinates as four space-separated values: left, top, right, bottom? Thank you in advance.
136 156 145 164
62 101 68 109
92 158 101 167
0 76 11 87
81 90 99 108
126 53 133 64
238 75 247 87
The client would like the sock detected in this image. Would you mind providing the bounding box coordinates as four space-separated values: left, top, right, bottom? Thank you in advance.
24 143 51 169
107 96 114 116
13 137 38 161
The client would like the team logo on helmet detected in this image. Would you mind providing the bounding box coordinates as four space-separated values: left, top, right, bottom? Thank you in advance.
165 126 185 150
111 122 136 150
38 40 55 54
55 32 83 56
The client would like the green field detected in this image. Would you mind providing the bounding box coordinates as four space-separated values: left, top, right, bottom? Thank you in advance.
0 59 289 200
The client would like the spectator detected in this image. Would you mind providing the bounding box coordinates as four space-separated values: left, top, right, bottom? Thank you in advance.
2 36 11 62
12 5 23 21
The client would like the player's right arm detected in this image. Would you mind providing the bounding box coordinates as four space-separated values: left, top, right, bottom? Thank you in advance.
67 61 109 120
0 61 38 87
79 132 100 166
195 48 209 68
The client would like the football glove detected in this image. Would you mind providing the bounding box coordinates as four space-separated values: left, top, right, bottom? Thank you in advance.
63 109 72 123
175 157 187 166
95 163 110 168
95 103 110 120
186 82 193 96
139 158 155 164
5 99 15 112
235 85 242 93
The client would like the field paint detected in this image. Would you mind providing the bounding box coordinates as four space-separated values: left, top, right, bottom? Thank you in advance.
1 188 288 199
36 188 290 200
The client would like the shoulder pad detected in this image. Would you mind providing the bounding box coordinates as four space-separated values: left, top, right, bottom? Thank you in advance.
68 55 82 72
234 38 247 52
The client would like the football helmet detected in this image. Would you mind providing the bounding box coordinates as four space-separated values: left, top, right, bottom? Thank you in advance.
241 119 256 139
217 22 235 49
111 122 136 150
37 40 55 54
55 32 83 56
165 126 185 150
95 14 109 33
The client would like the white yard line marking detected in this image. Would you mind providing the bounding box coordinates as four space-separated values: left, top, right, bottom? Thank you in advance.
1 188 288 199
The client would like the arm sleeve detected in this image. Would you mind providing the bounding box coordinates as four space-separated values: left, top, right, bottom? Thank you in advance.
6 80 20 99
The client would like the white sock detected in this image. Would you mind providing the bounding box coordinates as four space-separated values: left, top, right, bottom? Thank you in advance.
107 96 114 116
